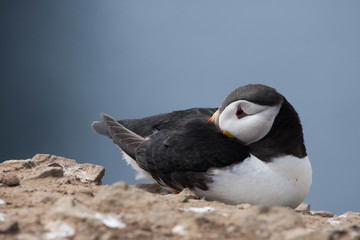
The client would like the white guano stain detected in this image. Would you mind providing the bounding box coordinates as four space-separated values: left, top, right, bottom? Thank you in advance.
327 218 342 225
95 213 126 229
172 225 188 236
179 206 215 213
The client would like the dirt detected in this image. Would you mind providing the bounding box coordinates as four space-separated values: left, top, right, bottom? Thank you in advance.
0 154 359 240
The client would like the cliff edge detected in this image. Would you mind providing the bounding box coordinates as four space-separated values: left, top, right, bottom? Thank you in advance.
0 154 359 240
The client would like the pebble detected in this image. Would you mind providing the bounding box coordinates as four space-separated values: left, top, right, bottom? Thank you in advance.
0 219 19 233
113 181 129 190
237 203 252 210
310 210 334 218
295 203 311 212
176 189 199 203
2 174 20 186
42 195 55 203
21 160 36 169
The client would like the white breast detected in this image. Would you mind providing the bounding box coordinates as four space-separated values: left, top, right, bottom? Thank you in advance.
194 155 312 208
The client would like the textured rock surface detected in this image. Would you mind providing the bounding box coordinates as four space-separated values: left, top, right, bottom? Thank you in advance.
0 154 360 240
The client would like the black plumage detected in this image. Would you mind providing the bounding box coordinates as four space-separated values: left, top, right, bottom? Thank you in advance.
219 84 282 112
135 118 250 191
94 110 249 191
248 98 307 162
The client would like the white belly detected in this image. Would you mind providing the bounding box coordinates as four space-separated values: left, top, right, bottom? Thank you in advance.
194 155 312 208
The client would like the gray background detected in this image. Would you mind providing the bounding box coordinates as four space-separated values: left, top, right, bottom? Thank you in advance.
1 1 359 215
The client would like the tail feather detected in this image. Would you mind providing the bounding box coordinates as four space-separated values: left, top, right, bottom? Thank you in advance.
99 113 145 159
91 121 109 137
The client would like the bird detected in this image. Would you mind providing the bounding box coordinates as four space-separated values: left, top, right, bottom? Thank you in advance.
91 84 312 208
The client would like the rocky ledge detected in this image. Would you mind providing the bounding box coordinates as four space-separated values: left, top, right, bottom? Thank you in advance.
0 154 359 240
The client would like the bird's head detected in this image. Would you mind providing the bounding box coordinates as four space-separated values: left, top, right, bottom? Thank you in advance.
209 84 284 145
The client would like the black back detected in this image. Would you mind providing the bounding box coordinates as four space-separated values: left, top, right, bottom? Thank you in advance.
119 108 217 137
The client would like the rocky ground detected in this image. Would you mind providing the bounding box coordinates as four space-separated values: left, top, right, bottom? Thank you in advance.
0 154 359 240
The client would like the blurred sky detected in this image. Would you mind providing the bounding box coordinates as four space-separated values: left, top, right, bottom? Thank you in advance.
1 1 360 215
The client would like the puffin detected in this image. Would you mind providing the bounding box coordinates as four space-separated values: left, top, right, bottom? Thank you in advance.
92 84 312 208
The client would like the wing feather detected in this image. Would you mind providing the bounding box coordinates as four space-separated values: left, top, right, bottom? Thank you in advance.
135 118 250 191
100 113 145 159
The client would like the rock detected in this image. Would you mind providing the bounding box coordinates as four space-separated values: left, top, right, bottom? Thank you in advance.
21 159 37 169
1 174 20 186
175 188 199 203
63 163 105 185
41 195 55 203
0 154 105 185
1 154 360 239
237 203 253 210
113 181 129 190
310 210 334 218
296 203 311 212
0 219 19 233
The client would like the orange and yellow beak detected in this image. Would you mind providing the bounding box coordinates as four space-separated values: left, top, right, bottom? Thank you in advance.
222 131 235 139
208 110 235 139
207 115 214 123
208 110 220 129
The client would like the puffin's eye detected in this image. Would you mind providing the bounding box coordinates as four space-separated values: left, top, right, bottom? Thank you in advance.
236 109 246 118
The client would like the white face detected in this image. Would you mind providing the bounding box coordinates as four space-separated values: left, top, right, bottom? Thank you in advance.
218 100 282 145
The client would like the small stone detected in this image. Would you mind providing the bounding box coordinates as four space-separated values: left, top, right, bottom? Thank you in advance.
176 188 199 203
2 174 20 186
295 203 311 212
310 210 334 218
63 163 105 185
237 203 252 210
22 160 37 169
42 195 55 203
0 219 19 233
113 181 129 190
